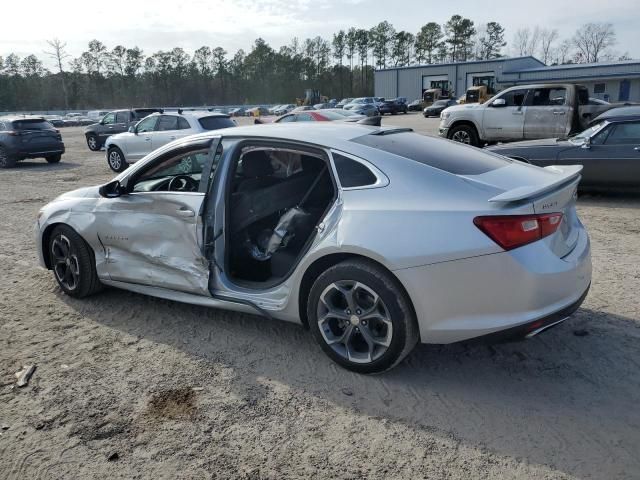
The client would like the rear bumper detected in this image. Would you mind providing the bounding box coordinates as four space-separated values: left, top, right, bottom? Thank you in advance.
396 225 592 344
11 142 65 159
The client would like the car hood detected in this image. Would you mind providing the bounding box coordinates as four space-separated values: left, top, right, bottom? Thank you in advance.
446 103 482 112
54 186 101 201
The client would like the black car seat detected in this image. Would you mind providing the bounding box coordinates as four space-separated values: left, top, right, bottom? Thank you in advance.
235 150 279 192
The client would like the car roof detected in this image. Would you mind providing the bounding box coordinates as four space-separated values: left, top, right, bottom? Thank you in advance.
147 111 230 119
0 115 46 122
185 122 392 146
593 106 640 121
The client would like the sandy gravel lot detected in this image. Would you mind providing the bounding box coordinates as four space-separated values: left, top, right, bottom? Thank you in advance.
1 116 639 479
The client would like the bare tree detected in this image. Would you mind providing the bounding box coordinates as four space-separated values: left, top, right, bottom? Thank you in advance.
513 27 540 57
539 29 559 64
44 38 70 109
572 23 616 63
555 39 573 64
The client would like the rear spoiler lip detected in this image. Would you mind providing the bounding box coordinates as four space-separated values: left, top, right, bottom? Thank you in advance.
488 165 583 203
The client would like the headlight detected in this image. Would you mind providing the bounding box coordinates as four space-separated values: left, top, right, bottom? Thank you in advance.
441 111 450 120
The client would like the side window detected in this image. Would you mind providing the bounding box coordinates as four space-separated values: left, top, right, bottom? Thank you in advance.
277 115 296 123
177 117 190 129
499 89 527 107
590 126 611 145
156 115 179 131
530 88 567 106
132 149 210 192
115 112 129 123
603 122 640 145
333 153 377 188
136 116 157 133
102 113 116 125
296 113 314 122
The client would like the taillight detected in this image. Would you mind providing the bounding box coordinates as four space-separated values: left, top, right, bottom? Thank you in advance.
474 213 563 250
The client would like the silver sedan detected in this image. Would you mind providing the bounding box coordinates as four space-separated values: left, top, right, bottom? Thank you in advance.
35 123 591 373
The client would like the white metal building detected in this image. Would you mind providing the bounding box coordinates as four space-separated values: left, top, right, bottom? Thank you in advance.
375 57 640 103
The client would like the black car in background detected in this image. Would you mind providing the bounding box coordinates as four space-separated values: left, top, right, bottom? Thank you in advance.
407 98 423 111
0 117 65 168
378 98 408 115
486 116 640 191
83 108 162 151
423 99 458 117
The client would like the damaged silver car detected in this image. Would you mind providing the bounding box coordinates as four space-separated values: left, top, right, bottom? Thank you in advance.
36 123 591 373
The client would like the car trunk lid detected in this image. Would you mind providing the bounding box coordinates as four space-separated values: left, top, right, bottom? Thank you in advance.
461 163 582 258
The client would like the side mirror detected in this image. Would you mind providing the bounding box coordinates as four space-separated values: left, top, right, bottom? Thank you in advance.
581 136 591 149
99 180 126 198
492 98 507 107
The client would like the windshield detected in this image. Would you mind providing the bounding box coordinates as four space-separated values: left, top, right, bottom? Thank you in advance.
318 111 347 120
569 121 608 144
433 100 448 107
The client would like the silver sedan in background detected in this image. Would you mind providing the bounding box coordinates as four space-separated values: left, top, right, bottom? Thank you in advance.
35 124 591 373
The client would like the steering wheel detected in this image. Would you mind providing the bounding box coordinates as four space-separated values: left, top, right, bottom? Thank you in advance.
168 175 199 192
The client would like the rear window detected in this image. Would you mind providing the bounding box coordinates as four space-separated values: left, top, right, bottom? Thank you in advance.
12 120 54 130
198 116 235 130
351 132 510 175
333 153 377 187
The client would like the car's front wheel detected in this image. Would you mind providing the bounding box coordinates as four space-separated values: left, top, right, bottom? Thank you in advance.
107 146 128 172
0 146 17 168
448 124 480 147
308 259 418 374
49 225 102 298
86 134 100 151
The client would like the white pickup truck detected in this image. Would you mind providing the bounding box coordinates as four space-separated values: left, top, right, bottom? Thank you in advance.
439 84 612 147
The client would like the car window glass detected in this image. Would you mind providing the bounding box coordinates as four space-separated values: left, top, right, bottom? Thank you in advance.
296 113 314 122
102 113 116 125
277 115 296 123
499 89 527 107
115 112 129 123
333 153 377 187
530 88 567 106
590 125 611 145
604 122 640 145
177 117 190 129
132 150 210 192
156 115 179 131
136 116 157 133
198 116 235 130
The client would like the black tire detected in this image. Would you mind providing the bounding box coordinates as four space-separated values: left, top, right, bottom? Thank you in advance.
0 146 17 168
48 225 102 298
107 146 128 172
448 124 480 147
307 259 419 374
45 154 62 163
86 134 101 151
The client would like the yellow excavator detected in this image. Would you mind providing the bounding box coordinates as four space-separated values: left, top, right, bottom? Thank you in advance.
296 89 329 106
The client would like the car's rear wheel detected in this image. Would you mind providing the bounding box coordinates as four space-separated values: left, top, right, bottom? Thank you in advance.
308 259 418 374
448 124 480 147
45 154 62 163
86 134 100 151
0 146 17 168
49 225 102 298
107 146 128 172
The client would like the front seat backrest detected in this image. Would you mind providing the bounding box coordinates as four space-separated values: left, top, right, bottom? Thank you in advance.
236 150 279 192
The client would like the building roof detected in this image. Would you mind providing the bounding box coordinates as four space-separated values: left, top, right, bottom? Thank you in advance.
375 56 545 72
505 59 640 73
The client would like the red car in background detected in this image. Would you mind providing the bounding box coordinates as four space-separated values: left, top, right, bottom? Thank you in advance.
255 109 373 124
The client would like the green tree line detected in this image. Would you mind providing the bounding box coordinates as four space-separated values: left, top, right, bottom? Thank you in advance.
0 17 620 111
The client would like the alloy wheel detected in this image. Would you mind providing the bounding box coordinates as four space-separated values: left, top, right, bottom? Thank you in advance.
317 280 393 363
108 150 122 170
451 130 471 144
51 234 80 291
87 136 98 150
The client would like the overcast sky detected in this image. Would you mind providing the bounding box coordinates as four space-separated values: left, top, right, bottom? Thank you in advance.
2 0 638 67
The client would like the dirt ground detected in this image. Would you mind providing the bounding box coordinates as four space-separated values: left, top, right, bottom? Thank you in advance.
1 116 639 479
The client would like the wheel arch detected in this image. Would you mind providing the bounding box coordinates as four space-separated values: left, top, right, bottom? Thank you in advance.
41 222 97 270
297 252 417 332
447 119 481 140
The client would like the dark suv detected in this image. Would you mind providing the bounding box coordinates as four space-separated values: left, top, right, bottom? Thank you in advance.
378 98 408 115
84 108 162 151
0 117 65 168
